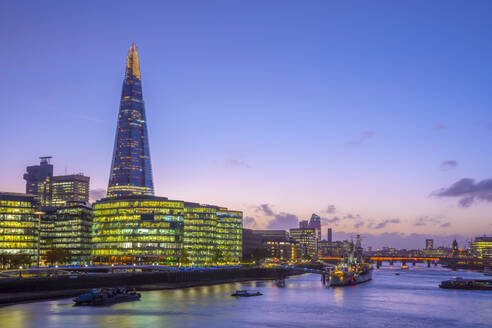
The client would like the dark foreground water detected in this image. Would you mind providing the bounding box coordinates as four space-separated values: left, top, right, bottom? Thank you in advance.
0 264 490 328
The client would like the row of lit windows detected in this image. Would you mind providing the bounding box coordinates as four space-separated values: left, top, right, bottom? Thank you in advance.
0 201 32 208
94 208 183 216
94 200 183 209
0 242 37 249
183 238 216 244
0 221 37 228
94 215 183 223
93 235 176 243
92 228 178 235
92 249 181 256
0 235 37 241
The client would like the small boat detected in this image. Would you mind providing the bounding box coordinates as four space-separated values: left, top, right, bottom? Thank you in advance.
439 278 492 290
395 273 400 276
231 290 263 297
275 279 285 287
401 265 409 270
73 287 141 305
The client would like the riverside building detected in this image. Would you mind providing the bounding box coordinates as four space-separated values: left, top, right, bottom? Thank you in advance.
183 203 218 265
0 193 38 262
470 236 492 259
52 205 93 264
289 228 317 260
216 209 243 263
92 195 184 264
90 45 242 265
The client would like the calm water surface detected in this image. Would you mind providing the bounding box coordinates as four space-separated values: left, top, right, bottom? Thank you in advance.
0 264 490 328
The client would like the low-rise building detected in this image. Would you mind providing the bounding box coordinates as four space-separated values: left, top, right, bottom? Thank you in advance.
264 240 293 263
242 228 263 260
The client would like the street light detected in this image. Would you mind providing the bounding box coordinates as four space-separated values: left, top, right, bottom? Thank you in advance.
34 211 45 268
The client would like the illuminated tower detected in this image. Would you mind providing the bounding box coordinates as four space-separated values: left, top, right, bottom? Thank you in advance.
107 45 154 198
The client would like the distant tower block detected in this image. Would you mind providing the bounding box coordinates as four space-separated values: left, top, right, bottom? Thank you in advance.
327 228 332 243
425 239 434 250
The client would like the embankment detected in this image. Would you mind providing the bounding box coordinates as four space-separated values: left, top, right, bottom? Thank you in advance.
0 266 301 305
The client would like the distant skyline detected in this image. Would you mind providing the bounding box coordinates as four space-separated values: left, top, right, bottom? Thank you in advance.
1 1 491 247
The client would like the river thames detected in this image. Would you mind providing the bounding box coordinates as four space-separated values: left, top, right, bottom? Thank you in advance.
0 265 490 328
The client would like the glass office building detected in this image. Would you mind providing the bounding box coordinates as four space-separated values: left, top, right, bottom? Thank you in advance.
216 209 243 263
91 195 184 265
51 175 90 206
23 157 89 207
183 203 218 265
289 228 317 260
470 236 492 259
52 205 93 264
0 193 38 260
107 45 154 198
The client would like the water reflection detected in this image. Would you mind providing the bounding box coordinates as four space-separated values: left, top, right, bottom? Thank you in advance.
0 266 490 328
332 287 344 306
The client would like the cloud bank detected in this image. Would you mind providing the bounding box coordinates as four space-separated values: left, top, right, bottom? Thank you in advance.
346 130 375 146
256 203 299 230
89 188 106 203
433 178 492 207
243 216 257 228
440 160 458 170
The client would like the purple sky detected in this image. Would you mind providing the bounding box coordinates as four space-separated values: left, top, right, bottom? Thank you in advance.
1 1 492 248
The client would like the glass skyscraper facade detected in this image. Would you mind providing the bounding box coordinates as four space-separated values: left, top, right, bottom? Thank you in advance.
52 205 93 264
107 45 154 198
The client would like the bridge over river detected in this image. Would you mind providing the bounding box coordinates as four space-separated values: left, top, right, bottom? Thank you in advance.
321 256 440 268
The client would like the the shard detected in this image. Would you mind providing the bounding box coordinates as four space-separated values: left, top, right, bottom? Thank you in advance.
107 45 154 198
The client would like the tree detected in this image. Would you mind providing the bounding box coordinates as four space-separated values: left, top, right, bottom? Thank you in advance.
178 249 190 265
0 253 10 269
212 249 224 264
1 253 31 269
251 248 269 265
44 248 68 266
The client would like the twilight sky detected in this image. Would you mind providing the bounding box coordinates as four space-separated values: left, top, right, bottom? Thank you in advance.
1 1 492 248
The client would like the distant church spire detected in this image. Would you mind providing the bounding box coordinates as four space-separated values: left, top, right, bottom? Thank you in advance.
107 45 154 198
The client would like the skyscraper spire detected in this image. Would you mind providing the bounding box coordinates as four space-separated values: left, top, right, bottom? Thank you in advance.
107 45 154 198
125 44 141 80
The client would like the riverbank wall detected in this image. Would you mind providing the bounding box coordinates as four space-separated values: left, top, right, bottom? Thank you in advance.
0 267 300 305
